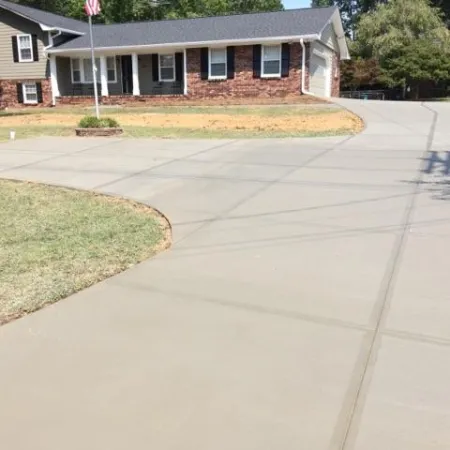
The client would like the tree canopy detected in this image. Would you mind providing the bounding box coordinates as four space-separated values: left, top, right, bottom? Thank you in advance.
345 0 450 95
311 0 450 35
13 0 283 23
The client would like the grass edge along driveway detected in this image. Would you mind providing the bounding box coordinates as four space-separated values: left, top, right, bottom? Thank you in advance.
0 179 171 325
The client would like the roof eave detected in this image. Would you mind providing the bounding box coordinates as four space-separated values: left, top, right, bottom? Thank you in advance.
48 33 321 54
40 24 86 35
0 4 85 36
319 8 350 60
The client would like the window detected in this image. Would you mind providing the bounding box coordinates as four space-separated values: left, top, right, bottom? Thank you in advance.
72 57 116 84
261 45 281 78
71 58 81 83
106 57 117 83
159 54 175 82
83 58 100 83
23 82 37 104
18 34 33 62
209 48 226 79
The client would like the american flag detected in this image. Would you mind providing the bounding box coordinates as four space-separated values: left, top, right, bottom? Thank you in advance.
84 0 101 16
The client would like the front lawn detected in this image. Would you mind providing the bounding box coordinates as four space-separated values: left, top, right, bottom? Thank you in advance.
0 104 363 140
0 180 170 325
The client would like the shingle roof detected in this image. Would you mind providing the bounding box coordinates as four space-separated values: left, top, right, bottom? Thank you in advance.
53 7 337 51
0 0 88 33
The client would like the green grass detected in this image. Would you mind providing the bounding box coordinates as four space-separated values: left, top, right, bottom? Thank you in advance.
0 179 169 324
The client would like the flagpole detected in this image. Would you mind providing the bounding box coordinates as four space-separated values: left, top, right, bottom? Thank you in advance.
88 15 100 119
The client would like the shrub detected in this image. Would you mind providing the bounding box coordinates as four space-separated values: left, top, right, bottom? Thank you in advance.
78 116 120 128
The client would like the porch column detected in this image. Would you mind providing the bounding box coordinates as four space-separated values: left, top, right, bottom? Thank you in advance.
183 49 188 95
49 54 59 105
100 56 109 97
131 53 140 96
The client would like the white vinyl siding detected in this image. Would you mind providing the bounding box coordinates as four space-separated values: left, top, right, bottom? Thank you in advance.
18 34 33 62
71 57 116 83
159 54 175 81
320 23 338 52
23 81 37 104
209 48 226 79
261 44 281 78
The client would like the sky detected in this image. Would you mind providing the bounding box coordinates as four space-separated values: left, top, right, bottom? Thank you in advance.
283 0 311 9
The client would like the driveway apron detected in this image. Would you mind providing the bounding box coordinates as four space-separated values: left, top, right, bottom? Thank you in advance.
0 100 449 450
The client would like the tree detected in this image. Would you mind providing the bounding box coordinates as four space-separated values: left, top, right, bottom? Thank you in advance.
13 0 283 23
354 0 450 95
311 0 371 35
340 57 383 90
382 39 450 98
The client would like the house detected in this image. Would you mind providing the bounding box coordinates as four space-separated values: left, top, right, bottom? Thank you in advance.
0 0 349 108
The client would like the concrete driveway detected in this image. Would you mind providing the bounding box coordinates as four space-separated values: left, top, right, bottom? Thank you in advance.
0 100 449 450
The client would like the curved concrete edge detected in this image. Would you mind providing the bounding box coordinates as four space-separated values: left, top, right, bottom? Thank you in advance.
0 177 173 325
331 97 368 134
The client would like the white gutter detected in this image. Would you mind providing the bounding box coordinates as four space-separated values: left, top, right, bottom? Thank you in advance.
40 24 85 36
300 38 315 96
43 30 62 53
47 33 321 54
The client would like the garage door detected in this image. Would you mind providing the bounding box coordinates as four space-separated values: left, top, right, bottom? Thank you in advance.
309 53 328 97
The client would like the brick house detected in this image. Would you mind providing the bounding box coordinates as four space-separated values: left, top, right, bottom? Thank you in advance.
0 0 349 108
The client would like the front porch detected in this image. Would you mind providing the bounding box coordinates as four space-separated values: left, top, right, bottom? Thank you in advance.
51 52 186 103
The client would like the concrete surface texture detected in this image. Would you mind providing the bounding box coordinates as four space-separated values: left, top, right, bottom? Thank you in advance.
0 99 450 450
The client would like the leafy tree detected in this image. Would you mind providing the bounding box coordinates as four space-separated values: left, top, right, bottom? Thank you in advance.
381 39 450 98
355 0 450 95
311 0 450 35
340 57 383 89
13 0 283 23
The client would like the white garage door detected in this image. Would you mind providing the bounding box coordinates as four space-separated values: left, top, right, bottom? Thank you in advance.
309 53 328 97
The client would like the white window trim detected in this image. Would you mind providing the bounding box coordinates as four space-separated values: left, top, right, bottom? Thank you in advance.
22 81 37 104
70 58 82 84
261 44 281 78
159 53 176 82
208 47 227 80
17 34 34 63
70 57 117 84
106 56 117 83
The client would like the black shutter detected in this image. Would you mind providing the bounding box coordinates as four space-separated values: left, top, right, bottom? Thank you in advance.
36 82 43 103
11 36 19 63
175 52 183 83
200 47 208 80
16 83 23 103
253 44 261 78
151 54 159 81
227 46 235 79
32 35 39 61
281 43 290 77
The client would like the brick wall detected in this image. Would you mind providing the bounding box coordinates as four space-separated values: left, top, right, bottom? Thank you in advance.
54 42 339 106
186 43 305 99
331 51 340 98
0 79 52 108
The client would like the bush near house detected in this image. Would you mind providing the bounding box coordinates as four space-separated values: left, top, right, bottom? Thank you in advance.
78 116 120 128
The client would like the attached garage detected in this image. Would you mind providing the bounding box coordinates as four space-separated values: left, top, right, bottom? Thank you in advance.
309 44 331 98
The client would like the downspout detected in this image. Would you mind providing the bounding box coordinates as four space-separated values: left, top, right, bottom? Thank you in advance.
300 38 314 96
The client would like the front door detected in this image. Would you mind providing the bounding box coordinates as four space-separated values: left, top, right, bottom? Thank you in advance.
121 55 133 94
